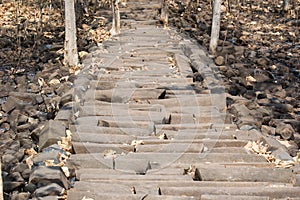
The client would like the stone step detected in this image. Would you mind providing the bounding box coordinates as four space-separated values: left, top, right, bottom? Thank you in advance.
78 106 169 118
122 58 171 67
95 74 193 83
126 48 174 56
67 152 268 170
120 53 170 60
135 139 248 150
72 179 293 188
154 123 237 133
159 186 300 199
103 40 175 50
139 129 261 141
76 115 166 125
124 152 268 166
148 95 226 110
77 174 192 182
72 133 136 144
70 125 153 136
135 143 204 153
169 113 228 124
168 162 277 169
98 119 156 130
70 126 260 142
84 88 166 103
165 105 220 114
72 142 134 154
75 168 135 180
67 191 195 200
196 165 294 183
79 102 219 114
200 195 269 200
89 80 196 91
115 27 168 36
69 180 299 198
165 90 199 96
75 116 156 129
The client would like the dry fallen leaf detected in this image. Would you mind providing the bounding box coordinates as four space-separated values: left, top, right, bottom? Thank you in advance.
244 140 270 154
103 149 117 159
38 77 46 87
183 165 196 175
131 140 144 146
245 140 295 168
58 130 72 152
25 155 34 169
61 166 70 177
24 148 37 156
24 148 37 169
44 159 56 167
49 78 60 86
246 75 257 82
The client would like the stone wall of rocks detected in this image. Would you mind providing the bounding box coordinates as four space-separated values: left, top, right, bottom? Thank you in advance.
0 64 75 199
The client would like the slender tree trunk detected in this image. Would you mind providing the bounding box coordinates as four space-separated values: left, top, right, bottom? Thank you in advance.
110 0 120 35
282 0 290 12
64 0 79 67
160 0 168 28
209 0 221 55
0 161 3 200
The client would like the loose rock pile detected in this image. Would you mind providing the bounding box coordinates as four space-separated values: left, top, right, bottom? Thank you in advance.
0 63 77 199
0 1 111 199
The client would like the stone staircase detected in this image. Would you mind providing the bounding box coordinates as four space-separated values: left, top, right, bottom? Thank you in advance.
65 0 300 199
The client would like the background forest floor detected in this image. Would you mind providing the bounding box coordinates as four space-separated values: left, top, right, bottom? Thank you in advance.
169 0 300 154
0 0 299 199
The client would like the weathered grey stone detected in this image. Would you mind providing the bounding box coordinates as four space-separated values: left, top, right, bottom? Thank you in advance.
34 183 64 198
261 125 276 136
33 151 61 166
12 163 29 174
38 120 66 151
287 141 299 157
3 181 24 192
294 174 300 186
2 154 18 165
11 172 24 182
275 123 295 140
11 192 30 200
21 169 32 180
2 96 19 113
60 88 74 106
24 183 37 193
10 92 42 105
29 166 68 189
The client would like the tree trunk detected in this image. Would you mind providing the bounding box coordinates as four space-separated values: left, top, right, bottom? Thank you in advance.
282 0 290 12
64 0 79 67
110 0 120 35
160 0 168 27
209 0 221 55
0 161 3 200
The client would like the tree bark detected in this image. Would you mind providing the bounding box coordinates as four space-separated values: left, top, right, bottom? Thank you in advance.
209 0 221 55
0 161 3 200
282 0 290 12
64 0 79 67
110 0 120 35
160 0 168 27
